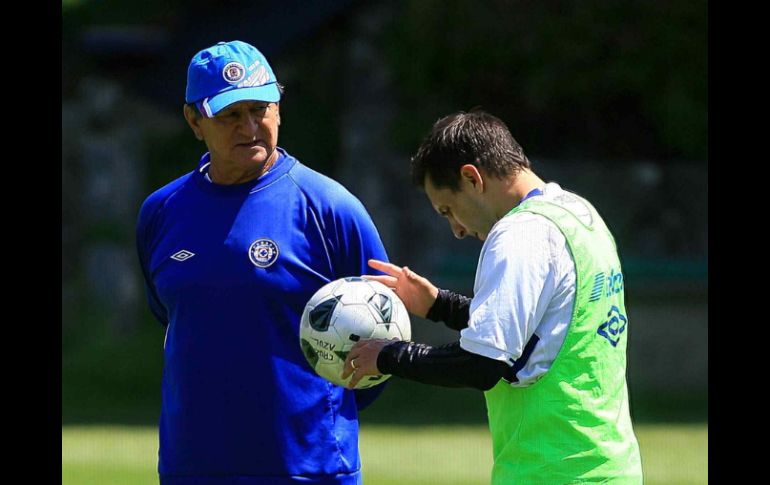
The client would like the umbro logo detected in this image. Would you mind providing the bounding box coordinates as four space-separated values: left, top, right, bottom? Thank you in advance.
597 305 627 347
171 250 195 261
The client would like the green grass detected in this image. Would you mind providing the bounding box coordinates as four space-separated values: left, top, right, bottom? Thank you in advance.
62 423 707 485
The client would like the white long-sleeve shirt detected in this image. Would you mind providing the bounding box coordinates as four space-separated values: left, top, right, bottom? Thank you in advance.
460 182 577 387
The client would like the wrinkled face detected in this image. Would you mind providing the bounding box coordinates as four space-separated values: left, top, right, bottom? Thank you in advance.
424 174 495 241
186 100 280 171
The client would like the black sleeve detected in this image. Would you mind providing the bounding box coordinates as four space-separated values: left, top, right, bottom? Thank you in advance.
376 340 510 391
425 289 472 331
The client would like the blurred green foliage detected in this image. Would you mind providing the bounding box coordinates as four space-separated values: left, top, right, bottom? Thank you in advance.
62 295 164 424
384 0 706 160
62 0 707 426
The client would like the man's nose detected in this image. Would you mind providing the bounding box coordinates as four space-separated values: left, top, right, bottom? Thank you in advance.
240 113 260 134
449 219 466 239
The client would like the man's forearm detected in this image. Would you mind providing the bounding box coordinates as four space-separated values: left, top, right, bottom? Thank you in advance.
425 289 472 331
377 340 508 391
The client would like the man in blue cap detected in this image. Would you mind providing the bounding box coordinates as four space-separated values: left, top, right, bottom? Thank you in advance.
136 40 389 485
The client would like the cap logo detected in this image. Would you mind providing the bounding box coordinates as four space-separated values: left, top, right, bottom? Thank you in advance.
238 65 270 88
222 62 246 84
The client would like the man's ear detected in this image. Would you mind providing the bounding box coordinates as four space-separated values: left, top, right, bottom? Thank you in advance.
183 105 204 141
459 164 484 193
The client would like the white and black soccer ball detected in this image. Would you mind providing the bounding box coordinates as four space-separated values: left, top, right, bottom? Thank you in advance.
299 277 411 389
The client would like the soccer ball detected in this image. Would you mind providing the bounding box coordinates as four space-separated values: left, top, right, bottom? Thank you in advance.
299 277 411 389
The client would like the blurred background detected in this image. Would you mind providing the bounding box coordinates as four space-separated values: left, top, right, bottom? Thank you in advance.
62 1 707 484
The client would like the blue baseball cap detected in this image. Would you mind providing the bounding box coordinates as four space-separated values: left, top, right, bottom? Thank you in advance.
185 40 281 118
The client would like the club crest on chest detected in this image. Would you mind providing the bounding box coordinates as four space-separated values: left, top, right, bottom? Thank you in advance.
249 238 279 268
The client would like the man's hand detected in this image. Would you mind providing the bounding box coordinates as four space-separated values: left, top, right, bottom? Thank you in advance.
342 338 397 389
364 259 438 318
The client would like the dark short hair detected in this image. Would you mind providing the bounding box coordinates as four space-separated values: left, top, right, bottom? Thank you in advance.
411 110 530 191
186 83 286 117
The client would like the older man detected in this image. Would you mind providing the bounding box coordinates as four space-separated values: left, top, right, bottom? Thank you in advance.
137 40 388 485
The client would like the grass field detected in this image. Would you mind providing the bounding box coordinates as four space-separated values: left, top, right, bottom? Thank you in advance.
62 423 707 485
